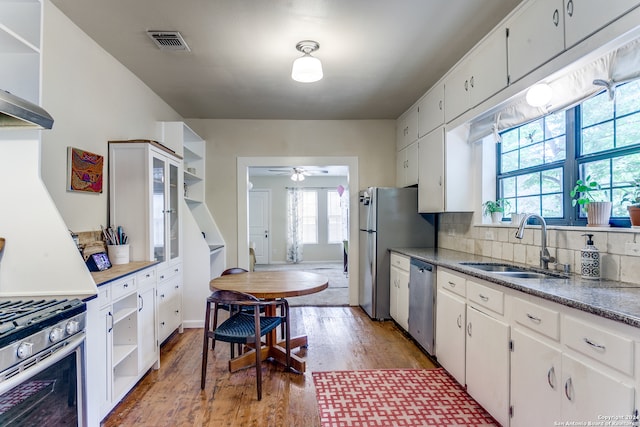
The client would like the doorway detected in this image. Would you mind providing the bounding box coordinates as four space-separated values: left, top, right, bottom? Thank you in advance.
237 156 359 306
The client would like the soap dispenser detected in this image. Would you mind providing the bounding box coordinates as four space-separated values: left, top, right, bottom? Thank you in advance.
580 234 600 280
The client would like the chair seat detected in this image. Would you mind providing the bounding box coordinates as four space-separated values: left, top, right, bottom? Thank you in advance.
214 312 282 344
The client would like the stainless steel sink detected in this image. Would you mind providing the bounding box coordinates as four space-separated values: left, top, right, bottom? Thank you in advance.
459 262 565 279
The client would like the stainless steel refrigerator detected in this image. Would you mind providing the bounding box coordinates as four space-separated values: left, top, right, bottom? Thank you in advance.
358 187 436 320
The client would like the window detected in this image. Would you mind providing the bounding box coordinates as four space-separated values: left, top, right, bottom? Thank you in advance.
300 190 318 244
497 81 640 226
327 190 343 243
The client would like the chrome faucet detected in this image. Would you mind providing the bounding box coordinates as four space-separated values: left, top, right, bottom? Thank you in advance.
515 213 556 270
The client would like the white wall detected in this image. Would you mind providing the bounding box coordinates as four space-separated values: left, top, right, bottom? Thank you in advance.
186 119 396 268
40 0 182 233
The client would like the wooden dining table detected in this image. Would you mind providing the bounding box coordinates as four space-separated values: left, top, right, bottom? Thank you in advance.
209 270 329 373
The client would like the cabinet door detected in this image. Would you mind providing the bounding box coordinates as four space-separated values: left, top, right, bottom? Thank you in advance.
444 58 472 123
396 267 410 331
395 149 406 188
152 155 167 263
510 328 562 427
404 141 418 187
561 354 635 422
435 289 466 385
507 0 565 83
466 306 510 427
469 25 508 106
138 286 158 372
418 127 445 213
418 85 444 137
168 159 181 263
389 265 399 322
564 0 640 48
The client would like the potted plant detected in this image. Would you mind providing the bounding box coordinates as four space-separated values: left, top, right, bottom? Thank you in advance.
570 175 611 227
482 199 510 224
621 177 640 227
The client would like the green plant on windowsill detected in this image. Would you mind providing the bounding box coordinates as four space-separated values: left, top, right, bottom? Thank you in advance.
482 199 510 217
621 177 640 207
570 175 601 211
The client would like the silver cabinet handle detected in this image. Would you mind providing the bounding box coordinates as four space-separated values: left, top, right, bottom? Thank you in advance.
108 311 113 333
139 294 144 312
438 100 443 110
448 281 456 287
478 294 489 302
456 314 462 329
564 377 573 401
553 9 559 26
547 366 556 390
584 337 606 351
464 79 469 92
526 313 542 323
470 76 474 88
566 0 574 17
467 322 472 337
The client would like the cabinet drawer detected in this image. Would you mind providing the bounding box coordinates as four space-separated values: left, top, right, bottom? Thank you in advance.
438 269 466 298
158 263 181 283
513 297 560 341
137 268 156 289
564 316 634 376
390 253 410 271
97 285 111 308
467 280 504 315
111 275 137 302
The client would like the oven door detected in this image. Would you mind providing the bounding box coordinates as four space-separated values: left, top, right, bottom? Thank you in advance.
0 333 86 427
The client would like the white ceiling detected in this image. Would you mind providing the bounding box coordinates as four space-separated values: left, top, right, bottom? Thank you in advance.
50 0 522 120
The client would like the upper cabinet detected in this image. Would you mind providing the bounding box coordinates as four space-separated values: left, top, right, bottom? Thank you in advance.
506 0 565 84
417 84 444 137
396 140 418 188
563 0 640 48
444 24 508 123
0 0 41 108
396 105 419 151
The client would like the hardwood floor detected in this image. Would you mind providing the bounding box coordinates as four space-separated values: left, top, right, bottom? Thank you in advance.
101 306 438 427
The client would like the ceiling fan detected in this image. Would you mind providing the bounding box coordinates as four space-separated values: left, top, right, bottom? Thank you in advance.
267 167 329 181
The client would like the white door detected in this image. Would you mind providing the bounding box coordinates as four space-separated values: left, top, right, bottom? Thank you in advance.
249 190 270 264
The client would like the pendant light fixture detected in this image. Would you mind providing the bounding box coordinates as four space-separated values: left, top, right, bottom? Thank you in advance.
291 40 323 83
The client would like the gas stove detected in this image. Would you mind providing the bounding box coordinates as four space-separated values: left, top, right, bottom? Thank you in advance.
0 299 86 379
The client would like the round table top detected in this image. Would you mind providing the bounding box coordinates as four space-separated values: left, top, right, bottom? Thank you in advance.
209 270 329 299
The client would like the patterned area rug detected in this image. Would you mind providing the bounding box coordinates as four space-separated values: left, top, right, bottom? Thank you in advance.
313 368 498 427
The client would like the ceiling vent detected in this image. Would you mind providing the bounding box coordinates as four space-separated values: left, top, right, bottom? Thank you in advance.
147 31 190 51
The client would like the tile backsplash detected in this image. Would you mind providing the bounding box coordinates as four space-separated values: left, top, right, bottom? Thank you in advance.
438 213 640 285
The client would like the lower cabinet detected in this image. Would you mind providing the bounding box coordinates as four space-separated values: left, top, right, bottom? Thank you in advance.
389 253 410 330
435 288 466 384
158 262 183 344
465 305 510 427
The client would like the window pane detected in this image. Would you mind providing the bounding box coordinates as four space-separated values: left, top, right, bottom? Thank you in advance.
520 143 544 169
613 152 640 186
501 150 519 173
544 110 566 138
582 122 614 154
501 177 516 198
327 191 343 243
542 168 563 194
517 172 540 197
545 136 566 163
582 160 611 201
542 194 563 218
520 120 544 146
582 91 613 127
616 80 640 116
501 130 519 152
301 191 317 244
518 196 540 214
616 113 640 149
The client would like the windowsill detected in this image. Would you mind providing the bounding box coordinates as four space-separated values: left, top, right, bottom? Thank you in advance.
474 223 640 233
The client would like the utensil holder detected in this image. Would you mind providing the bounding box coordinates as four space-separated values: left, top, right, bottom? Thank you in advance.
107 244 130 265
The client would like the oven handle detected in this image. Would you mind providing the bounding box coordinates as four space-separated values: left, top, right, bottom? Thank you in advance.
0 332 85 395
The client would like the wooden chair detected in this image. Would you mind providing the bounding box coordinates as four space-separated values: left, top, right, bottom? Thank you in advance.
210 268 249 356
201 289 290 400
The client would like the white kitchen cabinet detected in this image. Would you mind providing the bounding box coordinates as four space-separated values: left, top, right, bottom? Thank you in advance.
109 140 182 268
444 25 508 123
418 126 472 213
110 277 139 402
466 305 510 427
157 263 183 344
418 84 444 137
396 105 419 151
389 253 410 331
561 353 635 422
563 0 640 49
396 141 418 188
510 328 562 426
137 268 158 373
435 288 466 385
506 0 565 84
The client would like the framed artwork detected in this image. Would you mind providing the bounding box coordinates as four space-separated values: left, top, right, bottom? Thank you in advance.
67 147 103 193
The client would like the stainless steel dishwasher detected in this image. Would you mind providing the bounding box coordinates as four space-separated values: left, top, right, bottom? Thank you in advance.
408 258 435 355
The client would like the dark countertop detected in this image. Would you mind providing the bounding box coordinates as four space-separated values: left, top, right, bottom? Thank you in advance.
391 248 640 329
91 261 159 286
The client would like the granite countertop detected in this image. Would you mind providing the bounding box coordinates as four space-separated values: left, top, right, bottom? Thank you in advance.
391 248 640 329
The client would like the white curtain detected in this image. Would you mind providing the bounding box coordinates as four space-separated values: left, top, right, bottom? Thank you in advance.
286 187 303 263
468 37 640 143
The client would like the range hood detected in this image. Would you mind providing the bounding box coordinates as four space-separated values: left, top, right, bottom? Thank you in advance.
0 89 53 129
